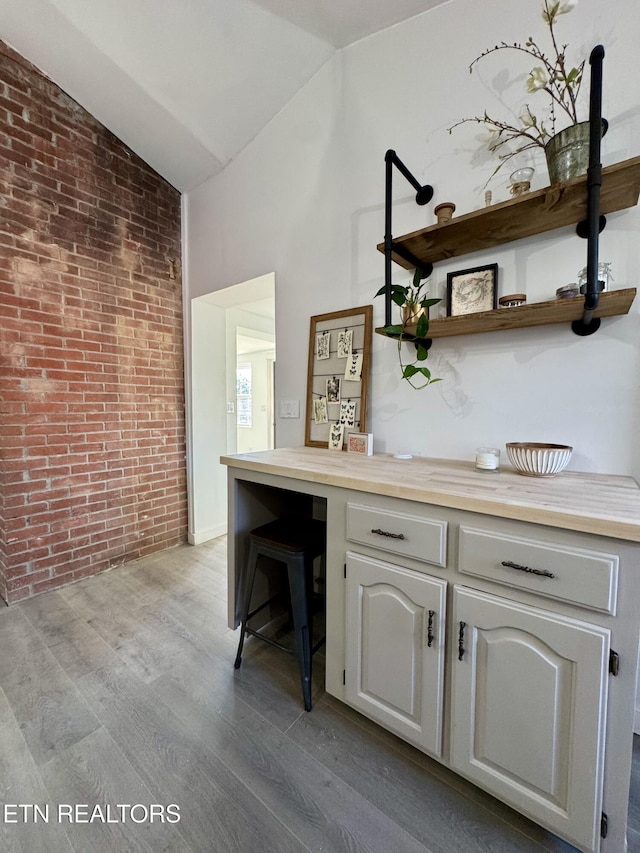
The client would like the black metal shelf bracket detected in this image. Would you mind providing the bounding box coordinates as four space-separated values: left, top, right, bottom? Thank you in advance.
383 150 433 327
573 45 606 337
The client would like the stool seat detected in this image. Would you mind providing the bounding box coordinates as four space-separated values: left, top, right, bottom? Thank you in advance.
249 518 325 554
233 516 326 711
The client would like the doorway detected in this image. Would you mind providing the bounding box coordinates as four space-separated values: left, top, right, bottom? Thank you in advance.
236 330 275 453
189 273 275 544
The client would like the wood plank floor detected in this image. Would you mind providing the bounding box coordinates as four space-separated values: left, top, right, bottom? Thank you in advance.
1 537 638 853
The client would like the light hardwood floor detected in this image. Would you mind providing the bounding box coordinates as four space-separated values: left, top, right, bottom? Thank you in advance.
1 537 638 853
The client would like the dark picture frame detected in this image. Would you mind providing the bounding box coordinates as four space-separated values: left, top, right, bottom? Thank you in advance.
446 263 498 317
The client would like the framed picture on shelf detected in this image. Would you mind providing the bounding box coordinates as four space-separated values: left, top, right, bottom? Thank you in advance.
446 263 498 317
346 432 373 455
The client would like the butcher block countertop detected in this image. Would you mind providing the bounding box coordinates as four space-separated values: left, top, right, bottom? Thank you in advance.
221 447 640 542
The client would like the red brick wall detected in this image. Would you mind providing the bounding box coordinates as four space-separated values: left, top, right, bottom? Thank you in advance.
0 41 187 604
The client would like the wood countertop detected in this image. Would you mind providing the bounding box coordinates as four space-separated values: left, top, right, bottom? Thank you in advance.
221 447 640 543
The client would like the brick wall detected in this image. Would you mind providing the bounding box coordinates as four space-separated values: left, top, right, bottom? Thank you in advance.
0 41 187 604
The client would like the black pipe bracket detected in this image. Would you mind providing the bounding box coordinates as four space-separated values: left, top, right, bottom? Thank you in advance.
572 44 606 337
383 149 433 329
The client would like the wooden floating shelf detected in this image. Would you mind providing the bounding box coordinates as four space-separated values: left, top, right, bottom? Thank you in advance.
375 287 637 341
377 156 640 270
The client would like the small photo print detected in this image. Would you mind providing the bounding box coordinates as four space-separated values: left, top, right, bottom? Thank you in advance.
328 423 344 450
347 432 373 455
313 396 328 424
316 331 330 360
326 376 341 403
344 351 363 381
339 400 356 428
337 329 353 359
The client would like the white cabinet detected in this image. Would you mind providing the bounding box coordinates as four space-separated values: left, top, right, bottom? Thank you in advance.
343 501 619 853
224 458 640 853
451 585 610 853
458 525 619 615
345 551 446 756
346 502 447 567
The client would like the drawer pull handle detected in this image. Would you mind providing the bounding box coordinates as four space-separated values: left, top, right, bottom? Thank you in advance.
501 560 555 579
370 528 405 540
426 610 435 648
458 621 466 661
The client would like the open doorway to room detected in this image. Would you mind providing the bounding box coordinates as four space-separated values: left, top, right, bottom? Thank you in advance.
189 273 275 544
236 330 275 453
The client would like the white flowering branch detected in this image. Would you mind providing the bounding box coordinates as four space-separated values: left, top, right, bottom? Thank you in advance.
449 0 584 176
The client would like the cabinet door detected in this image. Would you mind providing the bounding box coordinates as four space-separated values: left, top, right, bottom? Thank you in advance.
345 551 446 757
451 585 610 853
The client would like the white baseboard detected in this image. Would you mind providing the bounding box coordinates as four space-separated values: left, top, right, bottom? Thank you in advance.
188 523 227 545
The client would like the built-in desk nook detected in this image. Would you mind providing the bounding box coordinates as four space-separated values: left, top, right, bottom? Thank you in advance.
221 447 640 853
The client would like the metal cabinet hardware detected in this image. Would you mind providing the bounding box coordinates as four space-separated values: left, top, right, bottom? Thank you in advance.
426 610 435 647
609 650 620 676
600 812 608 838
371 528 405 540
501 560 555 579
458 621 466 661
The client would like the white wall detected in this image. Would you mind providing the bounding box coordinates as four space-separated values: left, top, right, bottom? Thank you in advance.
185 0 640 479
190 299 228 544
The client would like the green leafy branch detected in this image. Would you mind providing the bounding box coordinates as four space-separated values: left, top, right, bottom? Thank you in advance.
449 0 584 178
375 268 442 390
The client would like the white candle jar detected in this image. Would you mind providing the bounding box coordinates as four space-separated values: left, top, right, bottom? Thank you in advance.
475 447 500 472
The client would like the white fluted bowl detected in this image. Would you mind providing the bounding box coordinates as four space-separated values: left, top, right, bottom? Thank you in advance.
506 443 573 477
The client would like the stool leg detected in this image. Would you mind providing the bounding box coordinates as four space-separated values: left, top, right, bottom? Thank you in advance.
288 553 313 711
234 539 259 670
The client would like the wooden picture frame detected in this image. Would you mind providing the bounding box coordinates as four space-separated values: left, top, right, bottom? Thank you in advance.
305 305 373 449
446 263 498 317
346 432 374 455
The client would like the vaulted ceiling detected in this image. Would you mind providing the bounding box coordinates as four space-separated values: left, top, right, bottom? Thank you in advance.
0 0 449 191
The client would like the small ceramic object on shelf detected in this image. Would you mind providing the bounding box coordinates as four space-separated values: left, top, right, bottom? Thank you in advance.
509 167 534 196
498 293 527 308
401 303 428 327
434 202 456 224
484 190 493 207
506 442 573 477
577 261 612 293
556 283 580 299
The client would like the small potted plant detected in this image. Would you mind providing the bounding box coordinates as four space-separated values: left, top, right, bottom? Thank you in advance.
375 267 442 389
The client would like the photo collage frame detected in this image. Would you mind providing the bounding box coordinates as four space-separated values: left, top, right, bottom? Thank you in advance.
305 306 372 449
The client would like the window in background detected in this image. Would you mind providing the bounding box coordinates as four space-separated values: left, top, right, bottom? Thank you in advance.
236 363 252 428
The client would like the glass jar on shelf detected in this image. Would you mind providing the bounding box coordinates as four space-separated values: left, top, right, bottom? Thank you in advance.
577 262 612 294
509 167 534 196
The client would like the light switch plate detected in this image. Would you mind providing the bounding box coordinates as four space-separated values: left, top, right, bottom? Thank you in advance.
279 399 300 418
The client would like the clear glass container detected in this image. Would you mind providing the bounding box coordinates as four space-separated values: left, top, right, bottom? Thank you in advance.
509 167 534 196
578 262 612 293
475 447 500 472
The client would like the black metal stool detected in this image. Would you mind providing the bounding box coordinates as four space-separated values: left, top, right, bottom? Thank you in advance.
233 517 326 711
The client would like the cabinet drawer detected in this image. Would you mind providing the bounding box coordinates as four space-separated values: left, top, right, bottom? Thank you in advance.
346 503 447 567
458 526 618 614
